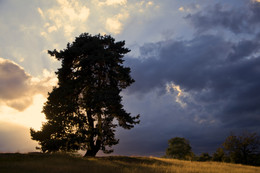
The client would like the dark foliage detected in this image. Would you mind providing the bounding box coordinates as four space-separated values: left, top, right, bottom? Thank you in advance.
222 132 260 165
165 137 193 160
197 152 212 162
30 33 139 157
211 132 260 165
212 147 225 162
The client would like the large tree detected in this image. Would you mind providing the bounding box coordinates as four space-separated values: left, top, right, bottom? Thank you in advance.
31 33 139 157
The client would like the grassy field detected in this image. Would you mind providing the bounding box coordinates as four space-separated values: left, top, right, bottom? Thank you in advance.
0 153 259 173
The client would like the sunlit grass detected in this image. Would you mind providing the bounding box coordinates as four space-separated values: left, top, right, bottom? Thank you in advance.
0 153 259 173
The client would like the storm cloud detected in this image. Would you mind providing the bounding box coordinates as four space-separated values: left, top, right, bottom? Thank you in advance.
124 0 260 128
186 1 260 34
113 1 260 155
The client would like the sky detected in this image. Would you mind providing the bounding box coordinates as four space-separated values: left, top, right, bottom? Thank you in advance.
0 0 260 156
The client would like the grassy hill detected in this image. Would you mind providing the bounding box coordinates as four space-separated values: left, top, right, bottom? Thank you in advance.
0 153 259 173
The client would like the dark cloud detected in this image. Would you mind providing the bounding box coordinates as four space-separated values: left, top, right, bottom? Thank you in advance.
126 34 260 126
126 35 232 94
0 58 54 111
227 40 260 61
186 2 260 34
116 1 260 156
114 91 228 155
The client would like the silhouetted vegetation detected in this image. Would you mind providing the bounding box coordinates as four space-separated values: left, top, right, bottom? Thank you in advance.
166 132 260 166
30 33 139 157
197 152 212 162
211 132 260 165
212 147 225 162
222 132 260 165
165 137 193 160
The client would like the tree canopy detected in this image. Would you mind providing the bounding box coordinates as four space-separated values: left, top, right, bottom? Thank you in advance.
165 137 193 160
222 132 260 165
212 147 225 162
30 33 140 157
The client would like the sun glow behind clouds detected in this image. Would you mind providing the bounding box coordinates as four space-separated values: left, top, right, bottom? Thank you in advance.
0 94 47 130
0 58 57 130
0 121 39 153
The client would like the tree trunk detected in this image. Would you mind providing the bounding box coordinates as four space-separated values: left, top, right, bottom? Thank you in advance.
84 148 99 157
84 139 101 157
84 110 102 157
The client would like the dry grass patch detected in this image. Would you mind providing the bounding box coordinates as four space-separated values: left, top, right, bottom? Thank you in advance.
0 153 259 173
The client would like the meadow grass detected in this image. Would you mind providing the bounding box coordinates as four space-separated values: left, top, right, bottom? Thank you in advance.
0 153 259 173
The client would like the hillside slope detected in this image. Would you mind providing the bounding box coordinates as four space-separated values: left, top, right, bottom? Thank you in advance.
0 153 259 173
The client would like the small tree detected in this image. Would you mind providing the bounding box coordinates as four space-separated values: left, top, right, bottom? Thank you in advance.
30 33 140 157
223 132 260 165
165 137 193 160
198 152 212 162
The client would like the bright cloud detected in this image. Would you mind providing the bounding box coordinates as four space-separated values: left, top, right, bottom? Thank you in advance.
98 0 127 6
37 8 44 18
146 1 153 7
178 6 185 12
166 82 187 108
0 57 56 111
38 0 90 39
178 4 200 13
47 26 58 33
105 12 129 34
106 18 122 34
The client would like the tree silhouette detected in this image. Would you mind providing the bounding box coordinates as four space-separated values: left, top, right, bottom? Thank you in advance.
165 137 193 160
198 152 212 162
30 33 140 157
223 132 260 165
212 147 225 162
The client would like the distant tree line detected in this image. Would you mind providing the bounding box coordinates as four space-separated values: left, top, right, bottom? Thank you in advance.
165 132 260 166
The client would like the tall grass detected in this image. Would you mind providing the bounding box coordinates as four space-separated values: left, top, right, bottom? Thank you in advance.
0 153 259 173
